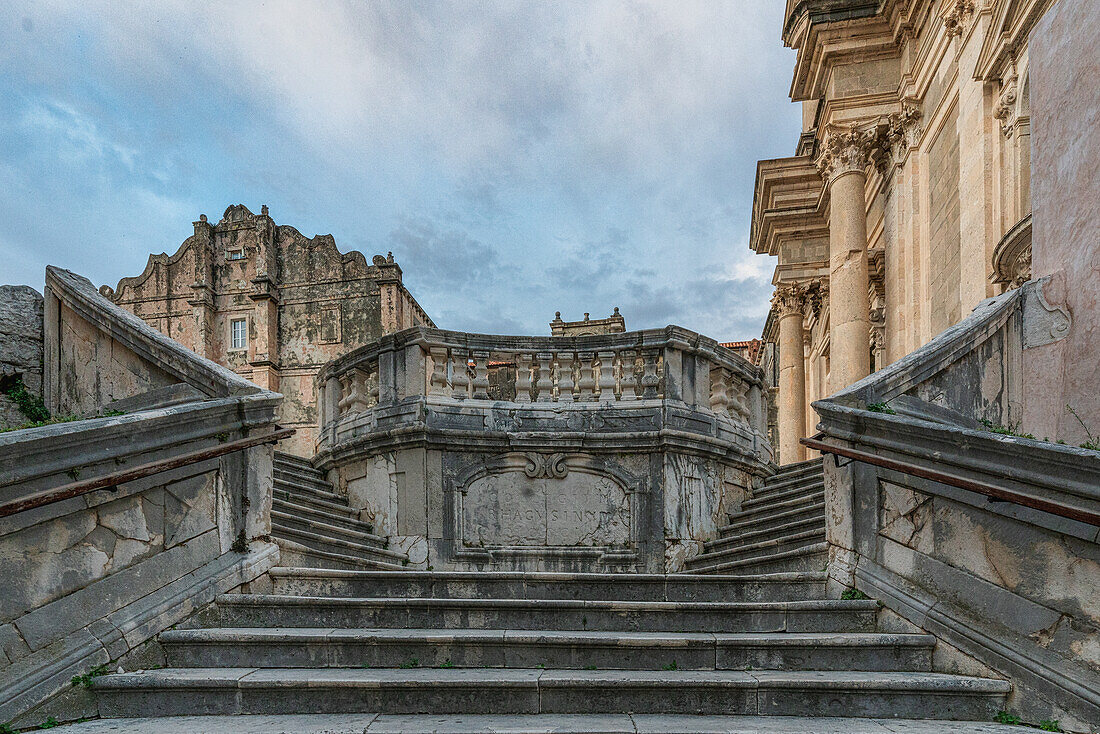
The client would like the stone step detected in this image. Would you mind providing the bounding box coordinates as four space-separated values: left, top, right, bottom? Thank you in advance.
274 451 319 471
742 480 825 511
160 628 935 672
194 594 877 633
686 542 828 576
271 508 387 548
688 528 826 569
269 568 828 603
273 463 332 488
276 539 407 572
720 500 825 537
273 473 344 503
273 488 363 519
50 713 1028 734
706 514 824 553
725 491 825 528
772 457 824 477
273 457 329 479
271 496 367 533
754 470 825 497
93 668 1009 718
271 525 407 563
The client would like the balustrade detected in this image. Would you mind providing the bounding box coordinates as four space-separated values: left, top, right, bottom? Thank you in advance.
316 326 769 453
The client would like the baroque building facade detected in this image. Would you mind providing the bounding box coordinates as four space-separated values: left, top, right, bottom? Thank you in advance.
101 204 433 454
751 0 1048 463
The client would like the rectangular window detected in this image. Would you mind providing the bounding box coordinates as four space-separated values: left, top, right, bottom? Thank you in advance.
230 318 248 350
226 249 245 261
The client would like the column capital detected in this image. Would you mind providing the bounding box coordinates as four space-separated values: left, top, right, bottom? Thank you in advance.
941 0 976 37
816 126 883 184
772 283 808 319
886 104 923 161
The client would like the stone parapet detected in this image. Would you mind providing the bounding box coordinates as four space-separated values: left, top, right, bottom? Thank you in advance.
313 326 773 574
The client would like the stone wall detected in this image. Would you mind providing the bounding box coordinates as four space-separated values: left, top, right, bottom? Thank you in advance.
1024 0 1100 445
101 205 434 455
814 282 1100 731
1 266 282 726
0 285 43 429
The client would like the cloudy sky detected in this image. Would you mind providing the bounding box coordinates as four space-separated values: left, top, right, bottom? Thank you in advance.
0 1 799 340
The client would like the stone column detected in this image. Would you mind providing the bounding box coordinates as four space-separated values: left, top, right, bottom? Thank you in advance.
818 127 878 392
774 284 808 465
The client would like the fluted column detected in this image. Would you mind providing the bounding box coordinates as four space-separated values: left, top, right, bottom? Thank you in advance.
774 284 808 465
818 127 879 393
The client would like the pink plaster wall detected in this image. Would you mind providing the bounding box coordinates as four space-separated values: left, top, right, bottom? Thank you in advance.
1024 0 1100 445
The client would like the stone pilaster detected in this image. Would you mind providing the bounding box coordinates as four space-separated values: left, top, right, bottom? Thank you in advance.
818 126 879 392
773 284 808 465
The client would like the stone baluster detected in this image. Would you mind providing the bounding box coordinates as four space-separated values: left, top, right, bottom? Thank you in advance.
619 350 638 400
535 352 554 402
368 368 380 407
428 347 449 397
640 350 660 399
576 352 596 401
515 353 534 402
710 366 730 415
556 351 575 402
451 350 469 400
471 351 490 399
597 350 617 401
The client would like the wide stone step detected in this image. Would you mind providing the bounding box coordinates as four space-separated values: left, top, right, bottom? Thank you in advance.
269 568 827 603
725 491 825 528
276 539 407 572
194 595 877 633
686 542 828 576
688 528 826 569
273 488 363 519
772 457 824 476
720 500 825 538
93 668 1008 718
50 713 1028 733
742 480 824 511
271 524 406 563
160 628 934 672
271 509 387 548
706 514 824 553
271 497 367 533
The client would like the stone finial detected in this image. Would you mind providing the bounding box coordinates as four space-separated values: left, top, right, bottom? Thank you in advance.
554 311 562 320
583 313 590 321
372 254 387 266
772 284 807 318
815 125 884 183
199 214 207 223
387 251 394 263
261 204 269 216
613 307 620 316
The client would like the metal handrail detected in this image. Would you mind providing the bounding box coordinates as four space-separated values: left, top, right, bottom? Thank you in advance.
801 434 1100 527
0 426 295 519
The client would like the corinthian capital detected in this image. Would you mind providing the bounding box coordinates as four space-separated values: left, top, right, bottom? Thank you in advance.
773 284 807 319
816 126 882 184
942 0 975 37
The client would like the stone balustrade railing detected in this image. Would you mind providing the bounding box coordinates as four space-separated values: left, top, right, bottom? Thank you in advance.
313 326 771 573
316 325 770 453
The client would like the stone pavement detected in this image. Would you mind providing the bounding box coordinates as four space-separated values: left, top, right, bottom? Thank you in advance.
56 713 1024 733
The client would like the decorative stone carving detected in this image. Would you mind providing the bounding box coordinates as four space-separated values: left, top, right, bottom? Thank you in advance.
1021 277 1071 349
816 126 883 183
886 104 923 163
807 281 829 321
524 453 569 479
994 73 1020 137
772 283 807 318
991 214 1033 289
941 0 975 37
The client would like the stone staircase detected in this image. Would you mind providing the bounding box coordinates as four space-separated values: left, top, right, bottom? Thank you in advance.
686 457 827 574
271 452 408 571
90 567 1010 722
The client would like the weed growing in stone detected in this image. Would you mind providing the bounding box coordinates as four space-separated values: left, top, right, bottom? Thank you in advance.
841 588 871 601
583 664 597 670
980 419 1036 440
38 718 60 729
662 661 678 671
71 663 109 689
996 710 1022 724
1039 721 1062 732
0 723 13 734
438 659 454 668
1066 404 1100 451
867 401 896 415
399 657 419 669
